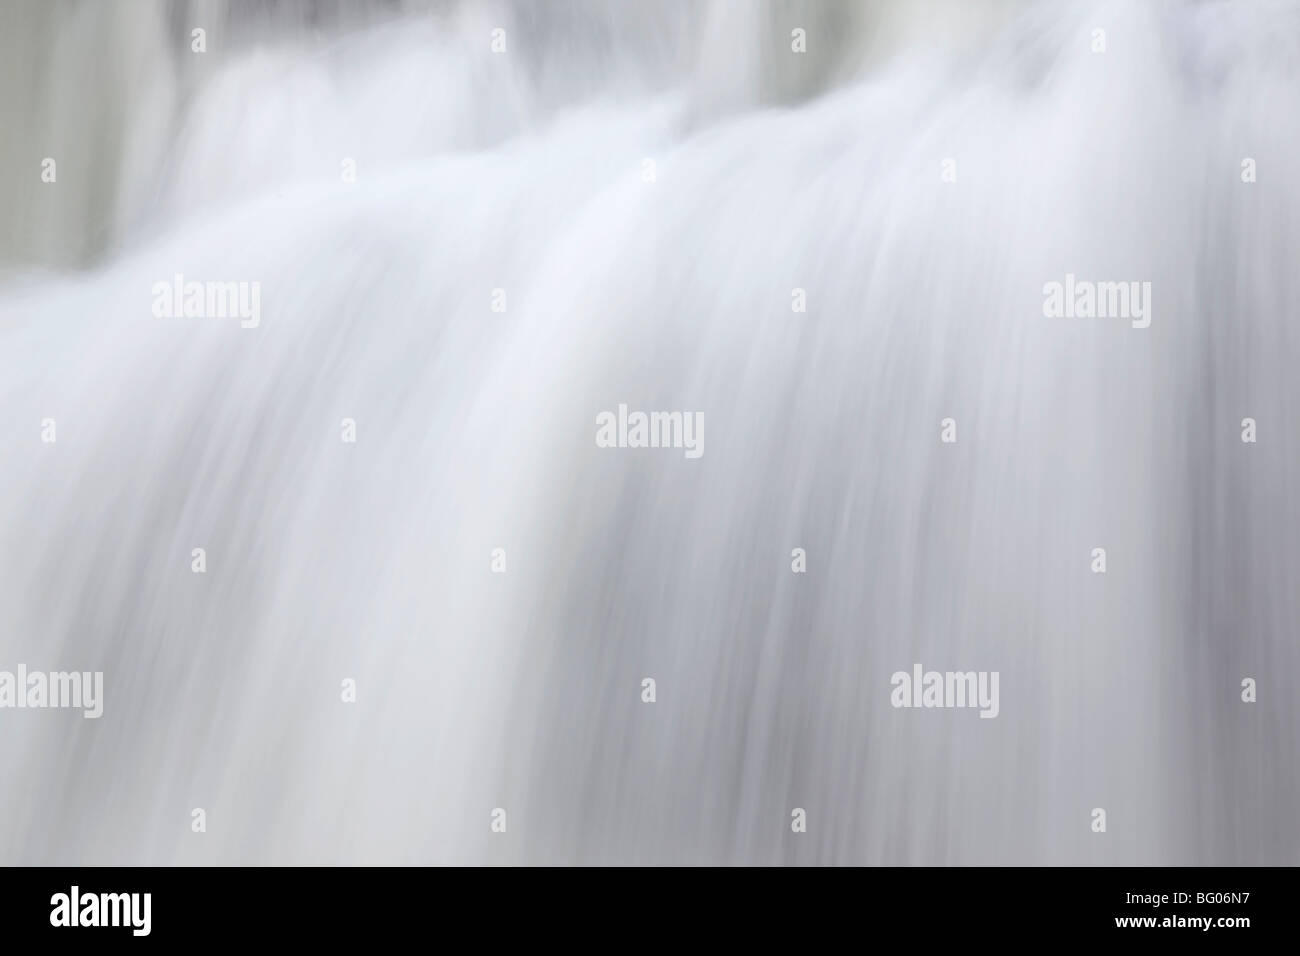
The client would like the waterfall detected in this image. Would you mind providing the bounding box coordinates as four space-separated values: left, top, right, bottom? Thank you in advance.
0 0 1297 864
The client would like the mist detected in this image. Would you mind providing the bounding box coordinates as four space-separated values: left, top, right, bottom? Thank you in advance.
1 0 1297 865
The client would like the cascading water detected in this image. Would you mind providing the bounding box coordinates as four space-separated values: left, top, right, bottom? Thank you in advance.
0 0 1297 864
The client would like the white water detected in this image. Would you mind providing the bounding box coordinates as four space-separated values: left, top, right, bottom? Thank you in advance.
1 0 1297 864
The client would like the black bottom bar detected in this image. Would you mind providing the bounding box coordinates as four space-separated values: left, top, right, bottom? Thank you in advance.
0 866 1286 942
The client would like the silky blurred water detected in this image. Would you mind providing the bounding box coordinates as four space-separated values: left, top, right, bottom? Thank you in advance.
0 0 1297 864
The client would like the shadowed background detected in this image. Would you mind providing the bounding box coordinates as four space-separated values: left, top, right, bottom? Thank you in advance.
0 0 1297 864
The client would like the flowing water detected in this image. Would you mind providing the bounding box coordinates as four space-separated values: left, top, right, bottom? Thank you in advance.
1 0 1297 864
